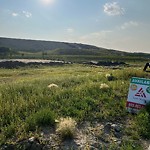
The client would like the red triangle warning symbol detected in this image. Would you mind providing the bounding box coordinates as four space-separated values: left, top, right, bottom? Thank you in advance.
135 88 146 98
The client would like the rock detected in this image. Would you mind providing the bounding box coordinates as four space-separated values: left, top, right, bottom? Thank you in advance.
117 140 122 145
114 132 122 138
104 123 112 134
29 137 35 142
111 124 121 132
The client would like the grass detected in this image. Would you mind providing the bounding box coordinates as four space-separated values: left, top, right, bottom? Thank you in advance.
25 108 55 131
56 117 77 140
0 63 150 148
136 103 150 139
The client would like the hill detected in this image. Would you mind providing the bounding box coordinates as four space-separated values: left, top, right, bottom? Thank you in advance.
0 37 99 52
0 37 150 62
0 37 129 56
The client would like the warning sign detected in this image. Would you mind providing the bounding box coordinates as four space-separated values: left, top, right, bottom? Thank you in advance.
126 77 150 113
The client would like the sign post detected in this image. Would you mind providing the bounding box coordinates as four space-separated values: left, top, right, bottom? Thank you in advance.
126 77 150 113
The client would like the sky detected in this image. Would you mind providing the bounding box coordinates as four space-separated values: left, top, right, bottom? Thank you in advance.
0 0 150 53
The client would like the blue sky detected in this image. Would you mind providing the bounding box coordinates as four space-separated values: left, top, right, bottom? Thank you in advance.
0 0 150 53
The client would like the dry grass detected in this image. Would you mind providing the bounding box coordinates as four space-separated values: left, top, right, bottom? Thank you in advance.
56 117 77 140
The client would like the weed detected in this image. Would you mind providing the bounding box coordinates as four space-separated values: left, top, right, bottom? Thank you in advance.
56 117 77 140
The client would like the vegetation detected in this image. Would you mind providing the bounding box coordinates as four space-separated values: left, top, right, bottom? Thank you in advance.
0 62 150 149
136 104 150 139
0 47 17 59
56 117 77 140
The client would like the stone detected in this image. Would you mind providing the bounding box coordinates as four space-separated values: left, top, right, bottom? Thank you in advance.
29 137 35 142
111 124 121 132
104 123 112 134
114 132 122 138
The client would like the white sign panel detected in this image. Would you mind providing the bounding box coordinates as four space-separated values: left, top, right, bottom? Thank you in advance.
126 77 150 113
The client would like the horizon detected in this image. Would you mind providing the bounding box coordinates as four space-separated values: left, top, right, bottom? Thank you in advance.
0 0 150 53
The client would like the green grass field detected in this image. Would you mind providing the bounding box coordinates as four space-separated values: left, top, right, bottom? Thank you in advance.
0 63 150 149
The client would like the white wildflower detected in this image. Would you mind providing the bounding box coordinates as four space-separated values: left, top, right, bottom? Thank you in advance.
48 83 58 88
100 83 109 89
105 73 111 78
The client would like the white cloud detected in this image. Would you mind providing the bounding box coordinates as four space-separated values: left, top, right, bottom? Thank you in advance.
12 12 19 17
67 28 74 33
121 21 139 30
104 2 124 16
23 11 32 18
11 11 32 18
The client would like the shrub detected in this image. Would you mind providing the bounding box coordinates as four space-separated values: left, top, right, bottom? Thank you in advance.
56 117 77 140
25 108 55 131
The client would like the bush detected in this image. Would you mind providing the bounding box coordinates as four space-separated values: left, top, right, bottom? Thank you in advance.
25 108 55 131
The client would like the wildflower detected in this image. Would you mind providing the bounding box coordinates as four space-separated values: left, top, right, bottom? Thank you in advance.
105 73 111 78
100 83 109 89
48 83 58 88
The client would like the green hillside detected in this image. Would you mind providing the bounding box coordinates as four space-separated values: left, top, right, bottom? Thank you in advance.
0 37 99 52
0 37 129 57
